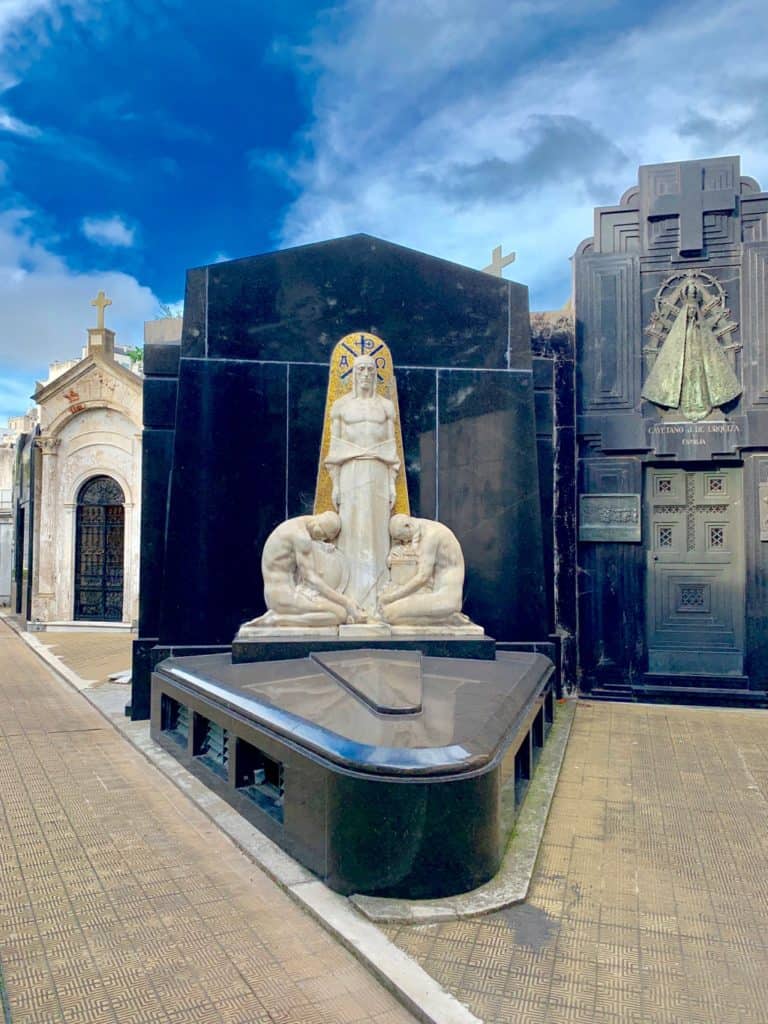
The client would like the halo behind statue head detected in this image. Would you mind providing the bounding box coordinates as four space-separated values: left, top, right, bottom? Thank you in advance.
313 331 410 516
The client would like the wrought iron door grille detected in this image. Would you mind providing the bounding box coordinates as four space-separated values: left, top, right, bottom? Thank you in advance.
74 475 124 621
677 584 709 612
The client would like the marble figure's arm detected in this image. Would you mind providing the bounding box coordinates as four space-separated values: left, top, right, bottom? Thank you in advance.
385 399 398 508
381 537 436 604
295 536 361 615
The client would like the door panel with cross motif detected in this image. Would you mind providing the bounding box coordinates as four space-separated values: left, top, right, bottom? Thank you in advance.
646 467 744 675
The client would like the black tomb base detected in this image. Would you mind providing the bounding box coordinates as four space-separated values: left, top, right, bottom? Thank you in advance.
151 648 555 899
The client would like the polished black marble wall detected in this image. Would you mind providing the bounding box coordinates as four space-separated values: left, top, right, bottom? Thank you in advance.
131 234 548 718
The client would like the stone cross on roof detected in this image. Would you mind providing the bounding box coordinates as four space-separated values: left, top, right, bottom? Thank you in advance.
90 290 112 330
648 162 738 256
483 245 516 277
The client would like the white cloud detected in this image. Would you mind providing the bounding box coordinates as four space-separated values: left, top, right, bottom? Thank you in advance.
276 0 768 309
0 107 40 136
0 0 52 41
81 214 136 248
0 0 97 136
0 208 158 373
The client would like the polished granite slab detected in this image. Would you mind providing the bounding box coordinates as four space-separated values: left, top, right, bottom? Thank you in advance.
311 650 423 715
151 648 555 897
155 649 552 776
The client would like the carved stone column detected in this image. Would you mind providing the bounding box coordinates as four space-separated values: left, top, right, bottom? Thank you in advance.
31 435 61 622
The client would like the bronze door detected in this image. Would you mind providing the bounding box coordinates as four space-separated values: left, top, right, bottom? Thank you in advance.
646 467 744 676
74 476 125 622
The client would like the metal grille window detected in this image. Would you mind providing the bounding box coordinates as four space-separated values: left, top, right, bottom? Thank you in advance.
680 585 706 608
196 718 229 779
161 695 189 748
708 477 725 494
74 475 124 621
657 478 673 494
709 525 725 549
236 739 284 823
658 526 673 548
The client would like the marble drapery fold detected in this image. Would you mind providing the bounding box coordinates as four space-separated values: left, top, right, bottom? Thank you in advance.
325 385 399 610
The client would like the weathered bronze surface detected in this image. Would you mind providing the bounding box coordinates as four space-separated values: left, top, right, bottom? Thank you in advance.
642 271 741 421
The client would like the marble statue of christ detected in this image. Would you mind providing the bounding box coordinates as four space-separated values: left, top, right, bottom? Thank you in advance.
325 355 399 614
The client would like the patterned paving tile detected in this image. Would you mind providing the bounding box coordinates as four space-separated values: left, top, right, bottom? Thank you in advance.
0 620 415 1024
386 701 768 1023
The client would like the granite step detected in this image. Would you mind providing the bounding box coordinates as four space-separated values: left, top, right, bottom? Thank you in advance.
581 685 635 703
633 684 768 709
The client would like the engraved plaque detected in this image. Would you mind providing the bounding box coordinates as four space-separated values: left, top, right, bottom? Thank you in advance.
579 494 641 543
647 419 741 458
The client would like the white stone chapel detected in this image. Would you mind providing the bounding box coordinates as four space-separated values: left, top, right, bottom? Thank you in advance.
25 293 143 627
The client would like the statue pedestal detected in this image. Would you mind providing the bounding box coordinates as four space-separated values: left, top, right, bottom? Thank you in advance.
231 632 496 665
338 622 392 639
237 625 340 639
390 624 485 637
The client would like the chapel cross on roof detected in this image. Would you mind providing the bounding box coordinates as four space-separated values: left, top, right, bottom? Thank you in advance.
91 290 112 329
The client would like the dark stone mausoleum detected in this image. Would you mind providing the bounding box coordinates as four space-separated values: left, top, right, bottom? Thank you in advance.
573 155 768 705
131 234 553 720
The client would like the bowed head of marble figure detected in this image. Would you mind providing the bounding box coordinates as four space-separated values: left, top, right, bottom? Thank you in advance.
325 354 400 614
379 514 472 627
243 511 366 628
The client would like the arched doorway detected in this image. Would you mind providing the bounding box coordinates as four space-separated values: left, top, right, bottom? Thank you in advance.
74 475 125 621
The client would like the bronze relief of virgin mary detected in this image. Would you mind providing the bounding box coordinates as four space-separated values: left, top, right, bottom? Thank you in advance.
642 271 741 422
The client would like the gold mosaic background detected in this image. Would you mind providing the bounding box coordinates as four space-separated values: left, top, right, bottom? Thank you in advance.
313 331 410 515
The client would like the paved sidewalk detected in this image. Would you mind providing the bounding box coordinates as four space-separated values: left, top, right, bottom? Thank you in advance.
0 619 416 1024
7 624 768 1024
32 631 133 687
386 701 768 1023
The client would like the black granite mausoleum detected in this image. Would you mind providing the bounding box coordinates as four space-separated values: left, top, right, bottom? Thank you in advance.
132 234 552 718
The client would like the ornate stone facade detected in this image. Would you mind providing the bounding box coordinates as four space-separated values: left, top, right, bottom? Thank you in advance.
14 311 143 627
0 432 15 603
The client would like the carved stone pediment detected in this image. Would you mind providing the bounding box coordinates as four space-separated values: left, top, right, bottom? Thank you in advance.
35 356 142 434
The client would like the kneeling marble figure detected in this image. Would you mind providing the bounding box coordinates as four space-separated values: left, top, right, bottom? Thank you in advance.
243 512 365 628
380 515 473 627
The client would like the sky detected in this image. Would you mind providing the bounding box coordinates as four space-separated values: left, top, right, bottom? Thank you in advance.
1 0 768 422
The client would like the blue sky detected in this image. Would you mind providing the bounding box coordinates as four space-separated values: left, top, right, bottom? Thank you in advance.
1 0 768 422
